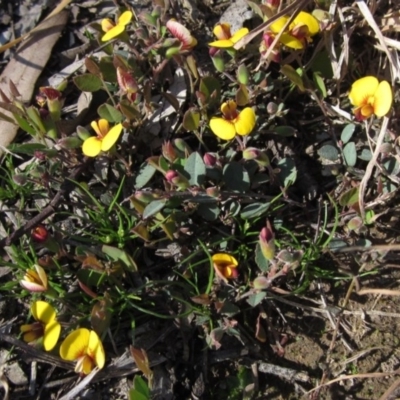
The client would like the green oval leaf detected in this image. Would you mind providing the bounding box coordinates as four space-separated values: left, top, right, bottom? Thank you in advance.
98 103 123 123
73 73 103 92
185 152 206 186
143 199 167 219
313 72 327 98
343 141 357 167
280 65 304 91
276 158 297 188
135 163 157 189
318 144 339 161
255 243 270 273
223 162 250 192
182 108 200 131
197 203 220 221
341 123 355 144
240 203 270 220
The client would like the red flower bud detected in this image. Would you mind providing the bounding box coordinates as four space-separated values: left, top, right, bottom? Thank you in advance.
31 225 49 243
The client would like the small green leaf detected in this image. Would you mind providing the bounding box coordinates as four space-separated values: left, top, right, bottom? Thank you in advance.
199 76 221 106
246 292 266 307
14 114 36 135
253 276 269 289
280 65 305 91
197 203 220 221
339 186 359 207
102 245 138 271
313 72 327 98
276 158 297 188
235 84 249 106
129 389 148 400
341 123 356 144
73 74 103 92
223 162 250 192
318 144 339 161
240 203 270 219
358 148 372 161
365 210 375 225
98 103 123 123
255 243 270 273
8 143 47 155
343 141 357 167
135 163 156 189
143 199 167 219
120 101 141 120
182 108 200 131
184 152 206 186
99 56 117 82
273 126 296 137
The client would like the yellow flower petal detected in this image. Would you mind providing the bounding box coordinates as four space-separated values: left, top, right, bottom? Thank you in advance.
279 33 303 49
209 118 236 140
118 11 133 26
212 253 238 267
31 301 56 324
60 328 90 361
213 23 231 40
43 320 61 351
101 18 114 32
102 25 125 41
235 107 256 136
230 28 249 44
270 17 289 34
349 76 379 106
82 137 103 157
88 330 105 369
373 80 392 117
101 123 123 152
35 265 48 289
294 11 320 36
208 39 234 48
79 355 94 375
221 100 237 117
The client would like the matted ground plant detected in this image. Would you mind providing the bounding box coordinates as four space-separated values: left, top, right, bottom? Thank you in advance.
0 0 400 398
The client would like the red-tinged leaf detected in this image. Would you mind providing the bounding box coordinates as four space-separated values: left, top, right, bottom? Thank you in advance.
91 294 113 336
78 279 98 299
255 314 267 342
130 346 153 379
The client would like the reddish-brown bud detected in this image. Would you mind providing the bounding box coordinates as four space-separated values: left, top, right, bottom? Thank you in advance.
203 153 217 167
31 225 49 243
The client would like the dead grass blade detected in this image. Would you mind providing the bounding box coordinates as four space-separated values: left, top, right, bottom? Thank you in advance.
358 116 389 218
59 368 100 400
356 288 400 296
356 0 400 81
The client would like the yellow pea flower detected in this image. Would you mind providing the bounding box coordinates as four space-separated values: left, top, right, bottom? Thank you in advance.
20 264 48 292
208 23 249 48
166 19 197 50
348 76 392 120
212 253 239 282
20 301 61 351
209 100 256 140
270 11 320 49
60 328 105 375
101 11 133 42
82 119 123 157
